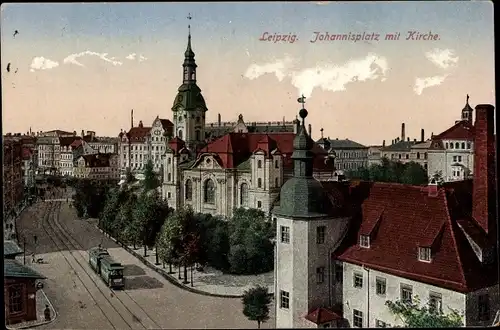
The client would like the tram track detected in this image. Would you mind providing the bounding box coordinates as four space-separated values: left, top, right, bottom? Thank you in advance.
40 191 161 329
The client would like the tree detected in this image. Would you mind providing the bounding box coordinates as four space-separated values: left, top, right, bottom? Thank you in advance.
125 168 136 184
401 162 428 185
386 297 463 327
242 286 271 329
431 171 445 184
143 159 159 191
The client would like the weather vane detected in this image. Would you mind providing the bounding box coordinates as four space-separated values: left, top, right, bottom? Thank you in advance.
297 94 306 108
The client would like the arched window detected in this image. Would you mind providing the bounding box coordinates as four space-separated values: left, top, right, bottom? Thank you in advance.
178 130 183 140
240 183 249 206
275 160 279 168
450 143 454 149
275 177 279 187
467 142 471 149
257 160 262 168
455 142 459 149
185 180 193 201
417 152 420 159
204 179 215 204
258 178 262 188
461 142 465 149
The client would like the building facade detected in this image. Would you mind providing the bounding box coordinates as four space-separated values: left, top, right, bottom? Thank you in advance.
317 134 368 172
73 153 120 180
379 124 430 170
3 138 24 240
118 116 174 178
427 97 476 182
273 104 498 328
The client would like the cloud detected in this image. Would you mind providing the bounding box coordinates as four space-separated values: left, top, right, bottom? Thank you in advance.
30 57 59 72
125 53 147 62
63 51 123 67
413 75 449 95
126 53 136 60
244 53 388 98
425 48 459 70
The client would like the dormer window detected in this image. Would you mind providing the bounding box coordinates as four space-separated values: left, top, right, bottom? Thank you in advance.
418 247 431 262
360 235 370 248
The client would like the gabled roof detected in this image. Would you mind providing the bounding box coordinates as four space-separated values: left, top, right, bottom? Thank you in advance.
411 140 432 149
4 259 46 279
197 132 333 171
332 180 497 293
433 120 475 141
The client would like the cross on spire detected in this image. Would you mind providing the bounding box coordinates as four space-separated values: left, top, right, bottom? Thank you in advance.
187 13 192 34
297 94 306 108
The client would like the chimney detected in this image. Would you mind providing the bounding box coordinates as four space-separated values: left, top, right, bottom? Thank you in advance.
428 179 439 197
81 130 84 137
407 137 410 142
414 138 417 142
382 140 386 147
421 129 425 142
401 123 406 141
139 120 143 128
73 131 76 136
320 128 324 139
391 139 394 145
131 109 134 128
218 114 221 127
293 117 300 134
472 104 496 239
308 124 312 137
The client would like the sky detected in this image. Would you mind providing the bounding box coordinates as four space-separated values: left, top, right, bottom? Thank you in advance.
1 1 495 145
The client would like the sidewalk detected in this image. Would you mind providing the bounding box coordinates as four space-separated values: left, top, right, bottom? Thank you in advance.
6 290 57 330
93 223 273 298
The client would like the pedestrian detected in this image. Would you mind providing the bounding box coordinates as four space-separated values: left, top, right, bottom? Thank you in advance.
44 304 51 321
31 253 36 264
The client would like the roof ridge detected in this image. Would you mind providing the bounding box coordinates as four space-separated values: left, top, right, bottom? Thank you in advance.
441 187 468 286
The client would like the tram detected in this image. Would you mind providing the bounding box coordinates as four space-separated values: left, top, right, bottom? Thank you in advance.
88 246 125 289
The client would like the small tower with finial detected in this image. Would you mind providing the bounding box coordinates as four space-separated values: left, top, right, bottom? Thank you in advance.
461 94 473 123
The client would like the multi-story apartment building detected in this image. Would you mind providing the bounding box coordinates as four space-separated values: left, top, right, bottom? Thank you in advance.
73 153 120 180
316 132 369 172
118 116 174 178
36 130 75 175
367 144 383 166
3 137 24 240
273 103 498 329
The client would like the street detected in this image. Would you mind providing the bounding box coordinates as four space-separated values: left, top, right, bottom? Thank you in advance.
17 187 274 329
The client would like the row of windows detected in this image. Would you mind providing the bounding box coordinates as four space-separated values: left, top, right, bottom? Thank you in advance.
452 155 463 162
445 141 471 150
256 159 280 168
336 151 366 159
337 162 366 170
124 144 166 151
280 225 325 244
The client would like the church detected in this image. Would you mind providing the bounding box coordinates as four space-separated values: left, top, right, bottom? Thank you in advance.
272 103 498 328
161 22 336 218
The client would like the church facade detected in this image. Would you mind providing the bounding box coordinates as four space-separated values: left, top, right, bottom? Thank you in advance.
161 27 336 218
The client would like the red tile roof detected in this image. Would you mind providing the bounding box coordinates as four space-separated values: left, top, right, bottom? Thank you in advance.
126 127 151 142
433 120 475 141
71 139 83 148
198 132 334 171
305 308 342 324
331 180 497 293
168 137 186 155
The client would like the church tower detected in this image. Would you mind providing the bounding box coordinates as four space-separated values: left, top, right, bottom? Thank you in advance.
272 97 350 328
171 14 208 151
